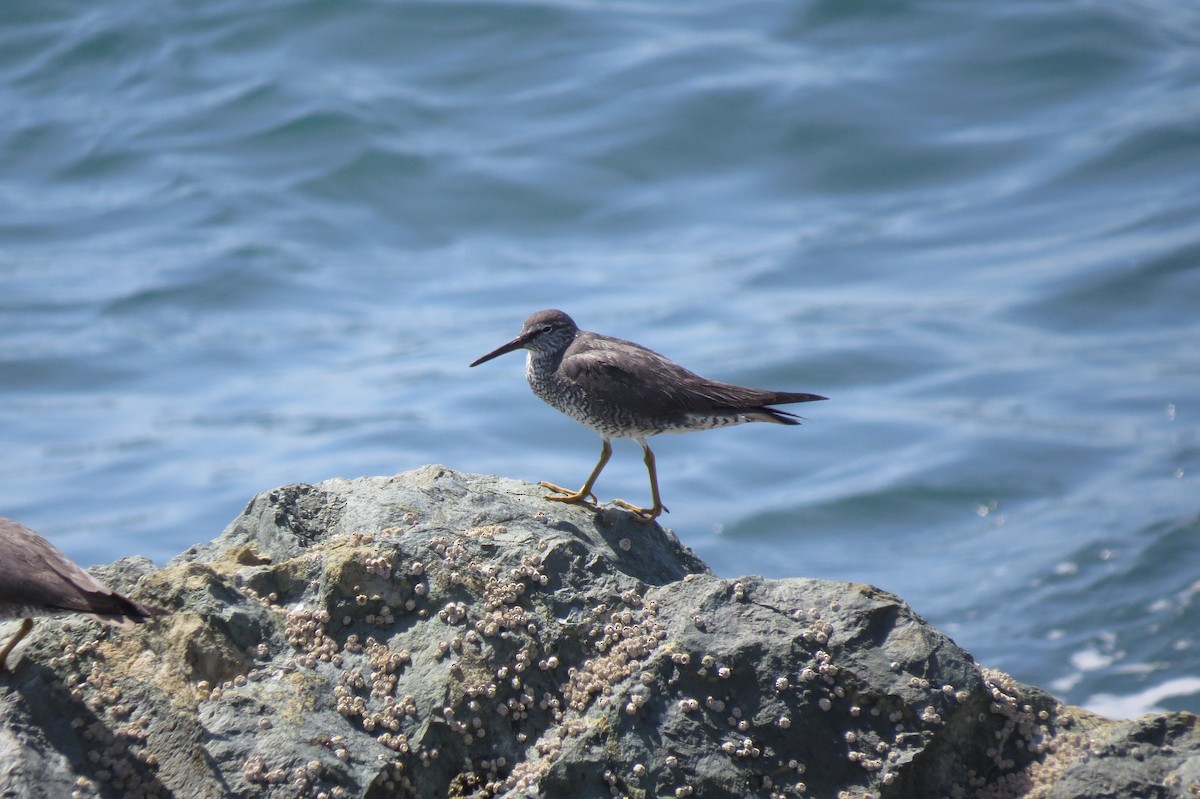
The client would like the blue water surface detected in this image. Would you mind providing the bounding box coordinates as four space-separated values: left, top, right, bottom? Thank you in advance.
2 0 1199 717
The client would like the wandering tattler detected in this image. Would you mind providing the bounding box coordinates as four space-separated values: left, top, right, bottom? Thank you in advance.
0 517 167 672
469 309 826 522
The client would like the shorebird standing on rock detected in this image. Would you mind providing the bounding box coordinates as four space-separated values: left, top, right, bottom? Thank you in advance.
0 517 167 672
470 309 826 523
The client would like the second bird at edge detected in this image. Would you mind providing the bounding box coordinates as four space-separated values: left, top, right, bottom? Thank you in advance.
469 309 827 523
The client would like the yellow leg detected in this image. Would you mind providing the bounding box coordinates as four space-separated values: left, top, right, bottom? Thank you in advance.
541 438 612 505
0 618 34 673
612 438 668 523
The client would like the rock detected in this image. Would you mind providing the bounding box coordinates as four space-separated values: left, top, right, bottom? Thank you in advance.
0 465 1196 799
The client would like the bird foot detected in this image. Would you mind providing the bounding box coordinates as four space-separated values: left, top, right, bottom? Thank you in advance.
539 482 599 505
611 498 668 524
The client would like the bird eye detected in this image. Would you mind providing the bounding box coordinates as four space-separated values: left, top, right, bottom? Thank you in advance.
541 324 554 333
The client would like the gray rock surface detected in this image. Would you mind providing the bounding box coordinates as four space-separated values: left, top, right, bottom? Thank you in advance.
1 465 1196 799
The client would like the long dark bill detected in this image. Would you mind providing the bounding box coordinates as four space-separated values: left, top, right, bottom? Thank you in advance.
469 331 535 367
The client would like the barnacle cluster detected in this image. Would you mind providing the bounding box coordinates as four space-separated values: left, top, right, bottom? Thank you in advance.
39 629 167 799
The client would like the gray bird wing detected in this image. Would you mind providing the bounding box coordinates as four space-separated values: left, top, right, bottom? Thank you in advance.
0 518 162 623
559 336 794 418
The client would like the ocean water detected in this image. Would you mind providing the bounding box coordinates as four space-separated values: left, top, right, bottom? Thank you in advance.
2 0 1198 720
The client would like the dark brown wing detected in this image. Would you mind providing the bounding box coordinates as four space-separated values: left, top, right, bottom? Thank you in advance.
560 333 824 422
0 518 165 624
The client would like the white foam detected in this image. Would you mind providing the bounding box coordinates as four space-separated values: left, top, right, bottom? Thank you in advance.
1083 676 1200 719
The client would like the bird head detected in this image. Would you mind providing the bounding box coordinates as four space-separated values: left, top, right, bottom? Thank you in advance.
469 309 579 366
